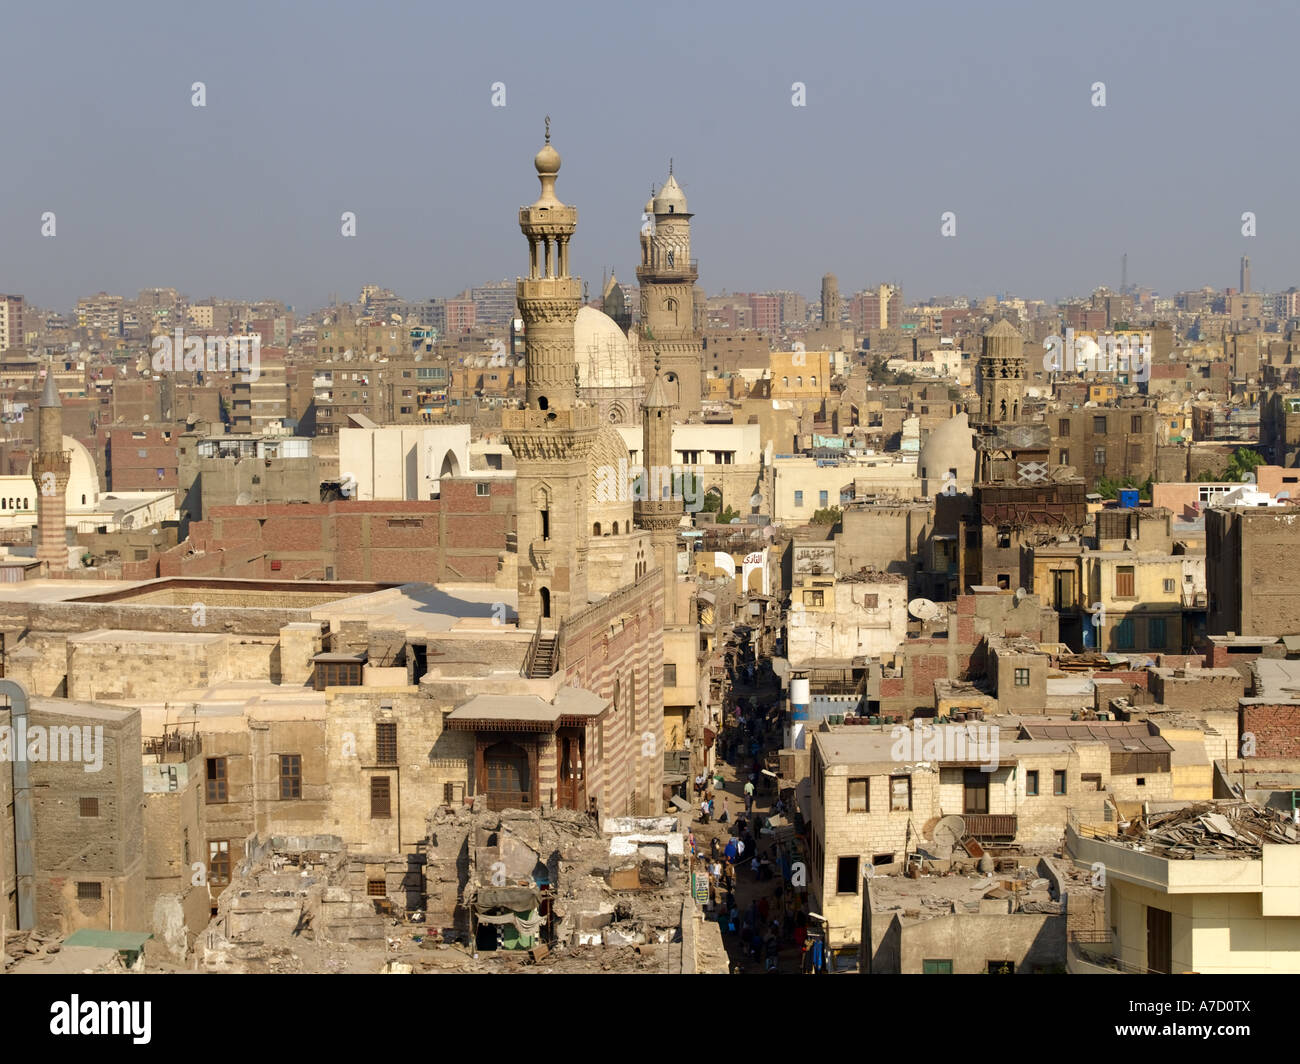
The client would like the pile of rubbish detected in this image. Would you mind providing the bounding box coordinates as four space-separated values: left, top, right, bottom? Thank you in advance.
1123 801 1299 859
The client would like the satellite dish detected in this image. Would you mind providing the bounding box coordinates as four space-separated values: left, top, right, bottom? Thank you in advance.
343 349 353 362
414 353 423 361
908 597 941 621
1279 491 1291 500
235 491 253 506
120 514 135 529
932 815 968 859
1196 390 1209 401
1014 587 1027 602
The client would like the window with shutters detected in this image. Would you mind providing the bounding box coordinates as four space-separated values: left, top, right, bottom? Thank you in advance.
371 776 392 818
279 754 301 799
77 882 102 901
206 757 228 803
376 722 397 765
1115 566 1135 598
209 841 231 884
79 797 99 818
847 778 868 812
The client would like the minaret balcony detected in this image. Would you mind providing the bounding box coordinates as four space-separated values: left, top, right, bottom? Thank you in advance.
528 541 552 573
32 451 72 476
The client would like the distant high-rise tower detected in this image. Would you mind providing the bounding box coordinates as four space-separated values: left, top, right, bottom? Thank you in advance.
976 320 1026 425
1241 255 1251 294
0 294 23 352
637 164 702 415
501 123 598 630
31 369 70 570
821 274 840 325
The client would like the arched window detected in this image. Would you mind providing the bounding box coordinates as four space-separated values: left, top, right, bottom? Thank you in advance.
540 587 551 619
796 376 803 387
612 521 620 534
810 376 817 387
593 522 601 536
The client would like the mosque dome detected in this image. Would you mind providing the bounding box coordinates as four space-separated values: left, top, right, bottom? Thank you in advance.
918 412 976 488
25 435 101 509
574 306 643 392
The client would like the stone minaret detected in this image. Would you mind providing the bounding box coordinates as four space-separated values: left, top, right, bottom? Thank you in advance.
637 163 702 416
821 273 840 324
636 357 682 625
502 121 598 630
976 319 1026 426
31 370 70 570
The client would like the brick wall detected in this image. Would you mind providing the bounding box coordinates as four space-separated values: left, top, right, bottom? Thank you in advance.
1239 703 1300 757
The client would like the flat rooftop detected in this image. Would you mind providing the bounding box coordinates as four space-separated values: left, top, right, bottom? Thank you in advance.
313 583 520 636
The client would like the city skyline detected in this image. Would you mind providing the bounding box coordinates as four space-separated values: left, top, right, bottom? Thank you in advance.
2 0 1296 311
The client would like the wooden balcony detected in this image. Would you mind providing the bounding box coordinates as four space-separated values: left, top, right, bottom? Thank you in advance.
962 813 1017 840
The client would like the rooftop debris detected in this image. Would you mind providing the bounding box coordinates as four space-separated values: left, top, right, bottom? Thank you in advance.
1121 800 1299 859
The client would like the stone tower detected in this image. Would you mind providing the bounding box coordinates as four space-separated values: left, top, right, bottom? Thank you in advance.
502 122 599 630
635 358 682 626
821 273 840 325
31 369 70 570
637 165 702 416
976 319 1027 425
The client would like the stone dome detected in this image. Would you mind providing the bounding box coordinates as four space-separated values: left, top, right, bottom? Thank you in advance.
25 435 101 509
574 306 643 392
918 412 975 490
587 423 634 536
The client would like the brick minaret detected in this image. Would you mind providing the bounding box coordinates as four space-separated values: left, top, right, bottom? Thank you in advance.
31 370 70 569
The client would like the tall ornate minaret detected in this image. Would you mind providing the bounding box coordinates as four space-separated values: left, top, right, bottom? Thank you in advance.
502 121 598 630
31 369 70 570
976 319 1026 426
636 163 702 415
636 356 682 625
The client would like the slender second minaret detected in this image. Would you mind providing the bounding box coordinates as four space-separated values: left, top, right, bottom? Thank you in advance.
501 121 598 630
636 163 702 416
31 369 69 570
636 356 682 625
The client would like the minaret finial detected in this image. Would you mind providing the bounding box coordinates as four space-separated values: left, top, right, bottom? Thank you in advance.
545 115 551 143
669 157 673 176
654 349 661 374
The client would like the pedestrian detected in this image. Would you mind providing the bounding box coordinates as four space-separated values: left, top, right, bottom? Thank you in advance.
719 797 730 824
711 836 721 860
735 837 745 862
751 856 760 877
695 773 705 796
688 830 697 858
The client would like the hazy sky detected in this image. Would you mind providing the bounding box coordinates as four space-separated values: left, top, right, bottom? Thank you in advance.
1 0 1295 312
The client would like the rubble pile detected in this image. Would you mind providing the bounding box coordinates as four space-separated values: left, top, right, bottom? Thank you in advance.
1123 800 1299 858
